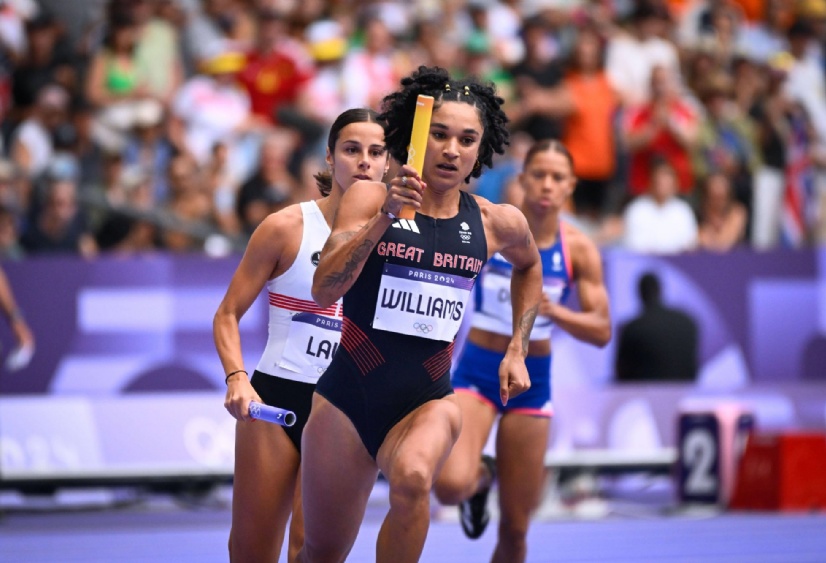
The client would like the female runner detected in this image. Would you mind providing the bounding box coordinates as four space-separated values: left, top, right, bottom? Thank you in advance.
213 108 389 562
298 66 544 563
435 139 611 563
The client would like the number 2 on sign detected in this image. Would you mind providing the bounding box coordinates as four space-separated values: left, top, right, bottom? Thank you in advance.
683 427 718 496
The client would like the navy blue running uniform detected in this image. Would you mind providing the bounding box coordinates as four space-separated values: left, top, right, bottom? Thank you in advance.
316 191 488 458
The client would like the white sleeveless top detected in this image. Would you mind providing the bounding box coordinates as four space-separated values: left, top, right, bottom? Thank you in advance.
255 201 343 384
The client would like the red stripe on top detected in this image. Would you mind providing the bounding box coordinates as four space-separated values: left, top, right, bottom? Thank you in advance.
427 356 452 381
340 317 384 375
423 342 454 380
268 292 341 317
559 222 573 282
341 318 384 365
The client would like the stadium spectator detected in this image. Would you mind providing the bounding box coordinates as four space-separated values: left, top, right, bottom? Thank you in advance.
94 150 127 210
621 65 699 198
606 2 680 106
0 158 24 260
236 7 313 125
467 0 524 66
476 129 534 206
622 156 698 254
158 153 213 252
750 52 795 249
182 0 255 65
95 165 157 254
685 1 744 68
295 19 350 134
696 170 748 251
682 39 721 99
0 0 28 114
0 158 23 215
130 0 184 105
85 10 157 152
11 13 75 117
0 203 23 259
508 15 566 141
0 0 821 255
559 24 620 221
169 44 265 184
20 176 97 257
66 98 106 189
692 71 761 213
735 0 790 63
409 16 461 72
342 10 408 111
9 83 69 182
615 271 699 382
731 56 763 117
205 141 241 237
121 98 172 203
462 31 511 99
783 18 826 144
235 128 299 237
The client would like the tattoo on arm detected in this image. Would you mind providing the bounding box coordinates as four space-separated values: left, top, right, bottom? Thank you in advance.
324 230 356 250
518 305 538 355
320 237 375 289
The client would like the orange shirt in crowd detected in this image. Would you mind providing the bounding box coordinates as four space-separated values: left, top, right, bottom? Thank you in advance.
665 0 692 18
563 72 619 181
730 0 764 21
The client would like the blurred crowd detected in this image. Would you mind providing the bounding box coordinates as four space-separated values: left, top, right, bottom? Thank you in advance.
0 0 825 259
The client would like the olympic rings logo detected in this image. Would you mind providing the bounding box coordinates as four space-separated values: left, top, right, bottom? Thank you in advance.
413 322 434 333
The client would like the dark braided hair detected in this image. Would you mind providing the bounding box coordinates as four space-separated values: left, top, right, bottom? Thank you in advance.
378 66 509 184
314 108 385 196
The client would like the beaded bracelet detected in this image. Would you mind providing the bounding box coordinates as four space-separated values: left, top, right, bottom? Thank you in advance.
225 369 248 385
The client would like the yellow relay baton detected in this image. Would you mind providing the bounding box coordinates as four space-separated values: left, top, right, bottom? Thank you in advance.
400 95 434 220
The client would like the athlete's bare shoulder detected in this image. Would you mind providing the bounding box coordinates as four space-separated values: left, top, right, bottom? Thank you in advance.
561 219 603 278
474 194 528 249
245 202 306 274
256 202 305 237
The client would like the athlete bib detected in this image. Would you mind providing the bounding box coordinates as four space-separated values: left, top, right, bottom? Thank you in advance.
373 263 475 342
278 312 342 378
477 262 554 334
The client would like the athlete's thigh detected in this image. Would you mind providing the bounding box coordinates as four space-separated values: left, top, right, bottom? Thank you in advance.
378 396 463 484
301 393 378 557
438 393 497 483
232 419 300 558
495 414 551 520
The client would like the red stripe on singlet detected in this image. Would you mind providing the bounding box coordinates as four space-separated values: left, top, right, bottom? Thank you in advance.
268 292 341 317
340 317 384 375
423 342 454 380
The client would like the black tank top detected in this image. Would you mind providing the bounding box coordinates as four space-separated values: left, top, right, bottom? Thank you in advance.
340 190 488 377
316 191 489 457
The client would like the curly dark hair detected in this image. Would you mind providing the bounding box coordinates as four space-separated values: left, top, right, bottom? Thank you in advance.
378 66 509 183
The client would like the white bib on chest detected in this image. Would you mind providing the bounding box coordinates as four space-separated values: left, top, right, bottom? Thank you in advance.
373 263 475 342
278 312 342 378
